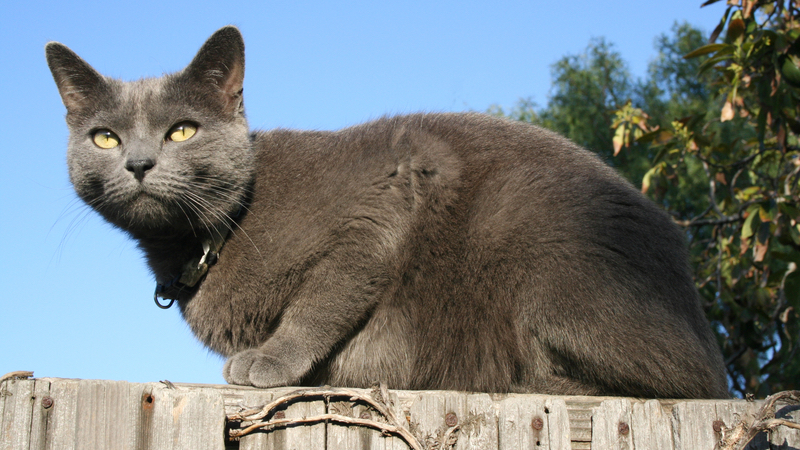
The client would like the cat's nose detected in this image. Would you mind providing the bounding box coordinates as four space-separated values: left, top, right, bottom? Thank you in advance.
125 158 156 182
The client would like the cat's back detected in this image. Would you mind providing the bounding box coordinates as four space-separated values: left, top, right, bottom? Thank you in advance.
249 111 696 312
249 112 677 257
251 111 626 195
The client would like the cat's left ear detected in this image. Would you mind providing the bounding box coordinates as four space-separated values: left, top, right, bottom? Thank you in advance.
45 42 109 115
183 26 245 114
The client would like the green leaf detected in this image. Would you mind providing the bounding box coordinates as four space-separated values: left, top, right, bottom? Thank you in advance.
641 165 662 194
757 108 768 143
793 226 800 246
758 202 777 222
738 186 761 201
779 203 800 221
742 205 761 240
636 129 672 144
746 19 757 35
708 6 732 43
757 222 771 245
697 47 735 75
684 43 729 59
613 124 626 156
651 146 667 165
780 54 800 88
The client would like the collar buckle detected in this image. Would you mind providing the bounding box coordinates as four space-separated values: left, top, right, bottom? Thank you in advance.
153 231 229 309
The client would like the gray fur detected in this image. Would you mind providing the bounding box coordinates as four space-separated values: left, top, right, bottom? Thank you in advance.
46 26 728 398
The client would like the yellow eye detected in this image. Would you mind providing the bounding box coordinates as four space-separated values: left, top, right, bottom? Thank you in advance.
168 123 197 142
92 130 120 149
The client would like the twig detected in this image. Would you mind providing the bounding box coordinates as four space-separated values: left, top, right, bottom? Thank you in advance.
227 385 425 450
719 390 800 450
231 413 423 450
439 424 461 450
785 162 800 196
703 160 724 217
761 418 800 431
772 262 797 322
231 387 397 423
0 371 34 384
674 213 744 227
730 167 744 200
674 197 763 228
695 151 760 170
725 346 748 366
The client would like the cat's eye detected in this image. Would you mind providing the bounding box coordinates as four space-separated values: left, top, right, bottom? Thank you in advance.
167 123 197 142
92 129 120 149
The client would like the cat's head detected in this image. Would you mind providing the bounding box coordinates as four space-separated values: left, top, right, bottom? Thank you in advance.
45 26 254 238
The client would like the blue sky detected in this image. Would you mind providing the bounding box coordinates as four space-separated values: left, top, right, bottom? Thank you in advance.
1 1 723 385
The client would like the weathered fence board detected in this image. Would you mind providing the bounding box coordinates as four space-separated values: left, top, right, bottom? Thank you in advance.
496 395 570 450
773 401 800 448
406 391 496 449
28 380 50 450
630 399 673 450
2 377 798 450
591 399 632 450
0 379 34 450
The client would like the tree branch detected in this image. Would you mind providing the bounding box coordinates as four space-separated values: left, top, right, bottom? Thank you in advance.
674 213 743 227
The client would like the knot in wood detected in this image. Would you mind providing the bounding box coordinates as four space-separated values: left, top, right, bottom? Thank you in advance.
141 392 154 410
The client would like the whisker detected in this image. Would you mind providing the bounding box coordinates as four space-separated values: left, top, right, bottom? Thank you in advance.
181 193 217 239
50 200 98 267
178 187 265 261
181 178 257 216
171 198 198 238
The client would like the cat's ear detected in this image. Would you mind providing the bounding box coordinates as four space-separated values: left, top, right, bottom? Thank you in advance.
45 42 108 114
183 26 245 114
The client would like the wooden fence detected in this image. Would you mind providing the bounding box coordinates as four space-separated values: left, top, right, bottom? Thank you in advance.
1 377 798 449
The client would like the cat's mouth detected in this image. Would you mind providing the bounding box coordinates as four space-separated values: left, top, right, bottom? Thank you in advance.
98 186 191 232
112 183 235 234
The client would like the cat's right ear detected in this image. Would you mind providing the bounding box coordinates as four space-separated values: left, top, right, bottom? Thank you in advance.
45 42 107 114
182 26 245 115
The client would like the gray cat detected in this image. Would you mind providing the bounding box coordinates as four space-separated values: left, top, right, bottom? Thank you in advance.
45 26 728 398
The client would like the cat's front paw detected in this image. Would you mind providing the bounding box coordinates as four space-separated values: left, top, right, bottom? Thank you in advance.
223 348 300 388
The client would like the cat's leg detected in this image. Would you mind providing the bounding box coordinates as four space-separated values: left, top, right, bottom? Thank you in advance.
517 284 729 398
223 252 392 388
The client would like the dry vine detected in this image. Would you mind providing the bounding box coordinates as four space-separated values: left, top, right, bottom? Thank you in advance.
226 384 459 450
0 371 34 384
0 371 34 397
718 390 800 450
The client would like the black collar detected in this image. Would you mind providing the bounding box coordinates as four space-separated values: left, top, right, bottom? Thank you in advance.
153 227 229 309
